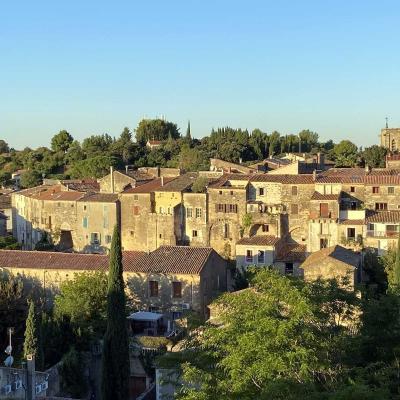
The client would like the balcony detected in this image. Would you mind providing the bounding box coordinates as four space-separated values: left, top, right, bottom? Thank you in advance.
366 230 399 238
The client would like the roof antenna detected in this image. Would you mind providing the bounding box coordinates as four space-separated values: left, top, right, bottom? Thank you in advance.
385 117 389 129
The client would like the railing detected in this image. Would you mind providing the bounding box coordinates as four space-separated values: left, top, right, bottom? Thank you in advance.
366 230 399 238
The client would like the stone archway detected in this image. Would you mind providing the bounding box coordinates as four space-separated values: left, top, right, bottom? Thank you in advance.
59 222 73 250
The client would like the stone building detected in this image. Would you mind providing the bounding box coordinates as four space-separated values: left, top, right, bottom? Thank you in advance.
380 127 400 151
0 246 229 318
301 245 361 289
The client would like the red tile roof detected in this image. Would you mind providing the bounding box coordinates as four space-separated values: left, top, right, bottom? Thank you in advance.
122 178 176 194
310 191 340 201
366 211 400 224
79 193 119 203
339 219 365 225
276 243 307 262
236 235 280 246
0 246 219 275
301 245 360 269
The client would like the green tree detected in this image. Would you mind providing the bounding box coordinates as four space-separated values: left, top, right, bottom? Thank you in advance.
135 118 180 144
69 155 117 179
23 300 43 368
51 130 74 153
174 269 356 399
82 134 113 158
298 129 319 153
65 140 85 164
362 145 387 168
332 140 359 167
101 225 130 400
191 176 209 193
20 170 41 188
55 272 108 341
186 121 191 140
0 140 9 154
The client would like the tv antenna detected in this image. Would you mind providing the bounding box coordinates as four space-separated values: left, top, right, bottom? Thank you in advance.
386 117 389 129
4 327 14 367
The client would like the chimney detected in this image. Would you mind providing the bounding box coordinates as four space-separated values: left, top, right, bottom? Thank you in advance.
110 166 115 193
313 169 317 181
317 152 325 169
125 165 129 174
161 176 164 186
365 164 371 174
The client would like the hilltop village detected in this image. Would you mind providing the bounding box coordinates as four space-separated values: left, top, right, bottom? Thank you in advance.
2 125 400 399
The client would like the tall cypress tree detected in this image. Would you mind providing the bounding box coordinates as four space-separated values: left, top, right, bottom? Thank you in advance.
101 224 130 400
24 300 38 359
186 120 191 140
393 232 400 289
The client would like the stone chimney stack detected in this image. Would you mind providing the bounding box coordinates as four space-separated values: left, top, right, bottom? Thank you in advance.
365 164 371 174
313 169 317 181
317 152 325 169
161 176 164 186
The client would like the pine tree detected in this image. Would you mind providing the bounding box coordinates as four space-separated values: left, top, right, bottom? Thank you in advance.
186 120 191 140
23 300 38 360
101 224 130 400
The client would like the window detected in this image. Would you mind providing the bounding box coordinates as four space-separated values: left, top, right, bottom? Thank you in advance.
350 186 355 193
192 230 198 238
291 186 298 196
219 191 222 195
103 217 109 229
159 206 164 214
230 191 234 195
105 234 112 244
347 228 356 239
388 187 395 194
82 217 88 228
291 204 298 215
172 282 182 298
186 208 193 218
195 208 202 218
262 224 269 233
90 232 100 245
285 263 294 275
375 203 388 211
258 250 265 263
259 188 264 196
134 195 138 200
133 206 140 215
246 250 253 263
216 204 225 213
83 205 87 211
229 204 238 213
224 223 229 239
372 187 380 194
149 281 159 297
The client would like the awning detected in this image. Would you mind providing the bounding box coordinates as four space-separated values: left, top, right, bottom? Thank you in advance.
127 311 163 321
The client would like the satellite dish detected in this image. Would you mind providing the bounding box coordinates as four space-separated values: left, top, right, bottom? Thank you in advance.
4 355 13 367
4 345 12 355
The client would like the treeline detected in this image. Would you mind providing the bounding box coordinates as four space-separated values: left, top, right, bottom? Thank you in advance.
0 119 388 188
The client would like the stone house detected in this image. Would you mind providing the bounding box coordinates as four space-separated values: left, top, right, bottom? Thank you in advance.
208 175 249 258
301 245 361 289
98 167 154 193
0 246 229 318
182 192 208 247
75 193 119 253
380 127 400 151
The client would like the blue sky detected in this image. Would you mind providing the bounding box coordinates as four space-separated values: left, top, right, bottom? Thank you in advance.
1 0 399 149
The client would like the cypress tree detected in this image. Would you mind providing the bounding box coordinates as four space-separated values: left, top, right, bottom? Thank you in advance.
101 224 130 400
393 232 400 289
186 120 191 140
24 300 39 360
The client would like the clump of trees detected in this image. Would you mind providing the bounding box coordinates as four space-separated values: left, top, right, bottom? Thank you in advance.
1 119 387 188
162 254 400 399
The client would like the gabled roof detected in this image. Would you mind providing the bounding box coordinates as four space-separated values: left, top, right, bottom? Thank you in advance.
250 174 315 184
276 243 307 262
208 174 250 189
301 245 360 269
236 236 280 246
155 173 198 192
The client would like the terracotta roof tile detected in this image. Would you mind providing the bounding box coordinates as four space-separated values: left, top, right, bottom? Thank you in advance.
122 178 176 194
276 243 307 262
339 219 365 225
0 246 219 275
366 211 400 224
155 173 198 192
310 191 340 201
78 193 119 203
301 245 360 269
236 235 280 246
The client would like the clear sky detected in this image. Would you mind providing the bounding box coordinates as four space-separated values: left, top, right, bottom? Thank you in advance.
1 0 399 149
